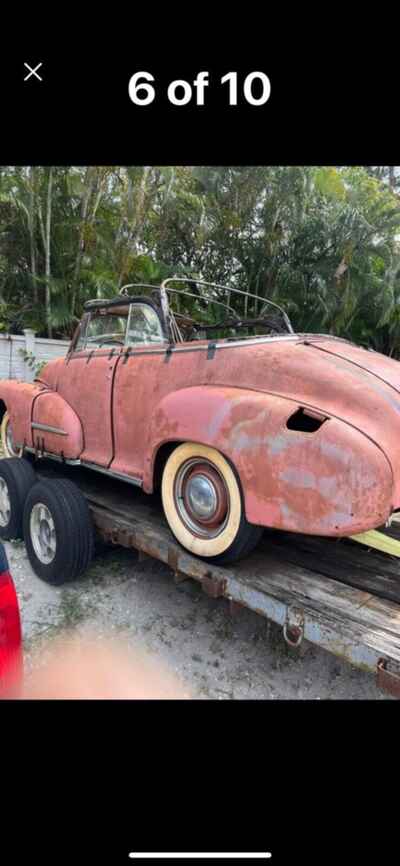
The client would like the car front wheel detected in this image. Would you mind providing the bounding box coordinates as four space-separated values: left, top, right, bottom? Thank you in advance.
1 412 21 458
161 442 263 564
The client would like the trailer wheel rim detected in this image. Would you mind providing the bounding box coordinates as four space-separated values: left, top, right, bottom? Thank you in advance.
0 478 11 527
174 458 230 538
30 503 57 564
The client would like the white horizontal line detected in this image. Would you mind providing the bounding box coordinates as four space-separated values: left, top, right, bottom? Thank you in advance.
129 851 272 860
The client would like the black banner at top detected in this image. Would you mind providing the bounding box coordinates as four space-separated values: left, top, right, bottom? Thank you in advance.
0 49 397 164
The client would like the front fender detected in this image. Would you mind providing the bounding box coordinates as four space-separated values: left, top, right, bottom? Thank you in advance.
145 386 393 536
0 379 83 459
31 391 83 459
0 380 45 448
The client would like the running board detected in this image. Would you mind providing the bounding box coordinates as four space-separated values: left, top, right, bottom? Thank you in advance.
350 529 400 558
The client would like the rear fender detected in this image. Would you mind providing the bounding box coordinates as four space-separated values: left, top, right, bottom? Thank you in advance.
145 386 283 494
146 386 393 536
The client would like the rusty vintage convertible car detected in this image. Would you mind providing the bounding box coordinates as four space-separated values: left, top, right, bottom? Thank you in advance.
0 278 399 564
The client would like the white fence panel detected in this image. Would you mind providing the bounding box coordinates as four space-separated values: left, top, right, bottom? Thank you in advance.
0 332 70 382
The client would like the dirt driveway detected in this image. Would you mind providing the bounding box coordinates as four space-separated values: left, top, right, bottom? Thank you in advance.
6 536 390 700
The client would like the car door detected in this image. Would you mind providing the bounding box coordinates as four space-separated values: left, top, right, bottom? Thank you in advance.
56 306 129 467
110 301 168 479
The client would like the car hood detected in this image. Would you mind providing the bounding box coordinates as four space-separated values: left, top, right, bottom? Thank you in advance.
213 334 400 502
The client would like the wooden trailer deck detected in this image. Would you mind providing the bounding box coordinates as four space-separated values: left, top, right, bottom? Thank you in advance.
35 460 400 696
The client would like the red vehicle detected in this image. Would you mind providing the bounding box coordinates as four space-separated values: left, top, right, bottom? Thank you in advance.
0 278 398 565
0 541 22 696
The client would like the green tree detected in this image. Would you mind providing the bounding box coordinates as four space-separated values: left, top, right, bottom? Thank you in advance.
1 164 400 356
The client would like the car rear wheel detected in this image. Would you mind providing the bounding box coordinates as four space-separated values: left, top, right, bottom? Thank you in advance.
0 457 37 540
161 442 263 564
1 412 22 458
23 478 94 584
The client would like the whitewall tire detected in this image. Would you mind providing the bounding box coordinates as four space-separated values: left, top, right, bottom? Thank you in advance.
1 412 21 458
161 442 263 564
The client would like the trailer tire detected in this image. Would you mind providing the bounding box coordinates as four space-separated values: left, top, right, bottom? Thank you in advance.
23 478 94 584
0 457 37 540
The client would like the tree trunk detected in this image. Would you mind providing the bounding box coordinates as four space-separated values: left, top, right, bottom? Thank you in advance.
118 166 151 287
28 167 38 305
72 167 96 316
45 168 53 337
129 165 151 256
164 167 176 206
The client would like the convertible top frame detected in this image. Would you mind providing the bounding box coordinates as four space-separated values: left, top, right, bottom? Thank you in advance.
161 277 294 336
85 277 295 343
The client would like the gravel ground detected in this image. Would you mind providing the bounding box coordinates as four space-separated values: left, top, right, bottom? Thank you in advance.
6 537 391 699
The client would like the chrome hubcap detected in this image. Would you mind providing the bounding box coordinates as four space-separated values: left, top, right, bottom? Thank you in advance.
0 478 11 527
186 474 218 519
30 503 57 564
174 458 230 539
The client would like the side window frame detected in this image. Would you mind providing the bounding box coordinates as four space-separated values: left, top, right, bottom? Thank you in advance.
69 313 90 355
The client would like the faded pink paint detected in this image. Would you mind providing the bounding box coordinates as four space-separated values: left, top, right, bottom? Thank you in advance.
2 330 400 537
55 349 121 465
0 381 45 448
32 391 83 459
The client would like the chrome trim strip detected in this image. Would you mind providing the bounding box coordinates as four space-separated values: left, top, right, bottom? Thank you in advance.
68 333 307 362
24 447 81 466
23 447 143 487
160 334 302 353
81 461 142 487
31 422 68 436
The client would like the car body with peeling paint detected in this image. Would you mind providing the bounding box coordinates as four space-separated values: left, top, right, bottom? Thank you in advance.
0 278 398 564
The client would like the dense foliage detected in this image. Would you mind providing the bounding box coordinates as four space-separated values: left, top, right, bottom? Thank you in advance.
1 165 400 354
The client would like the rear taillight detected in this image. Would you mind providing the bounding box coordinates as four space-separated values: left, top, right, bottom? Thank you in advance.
0 564 23 697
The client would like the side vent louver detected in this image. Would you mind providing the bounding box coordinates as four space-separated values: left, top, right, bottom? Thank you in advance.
286 407 327 433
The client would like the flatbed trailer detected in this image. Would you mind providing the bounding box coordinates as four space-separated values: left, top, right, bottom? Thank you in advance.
20 459 400 697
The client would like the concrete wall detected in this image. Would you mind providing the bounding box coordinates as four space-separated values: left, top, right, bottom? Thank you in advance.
0 331 70 382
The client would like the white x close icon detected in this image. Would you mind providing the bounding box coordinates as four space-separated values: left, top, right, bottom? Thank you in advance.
24 62 43 82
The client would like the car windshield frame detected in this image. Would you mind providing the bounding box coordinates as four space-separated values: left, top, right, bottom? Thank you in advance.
74 301 167 352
